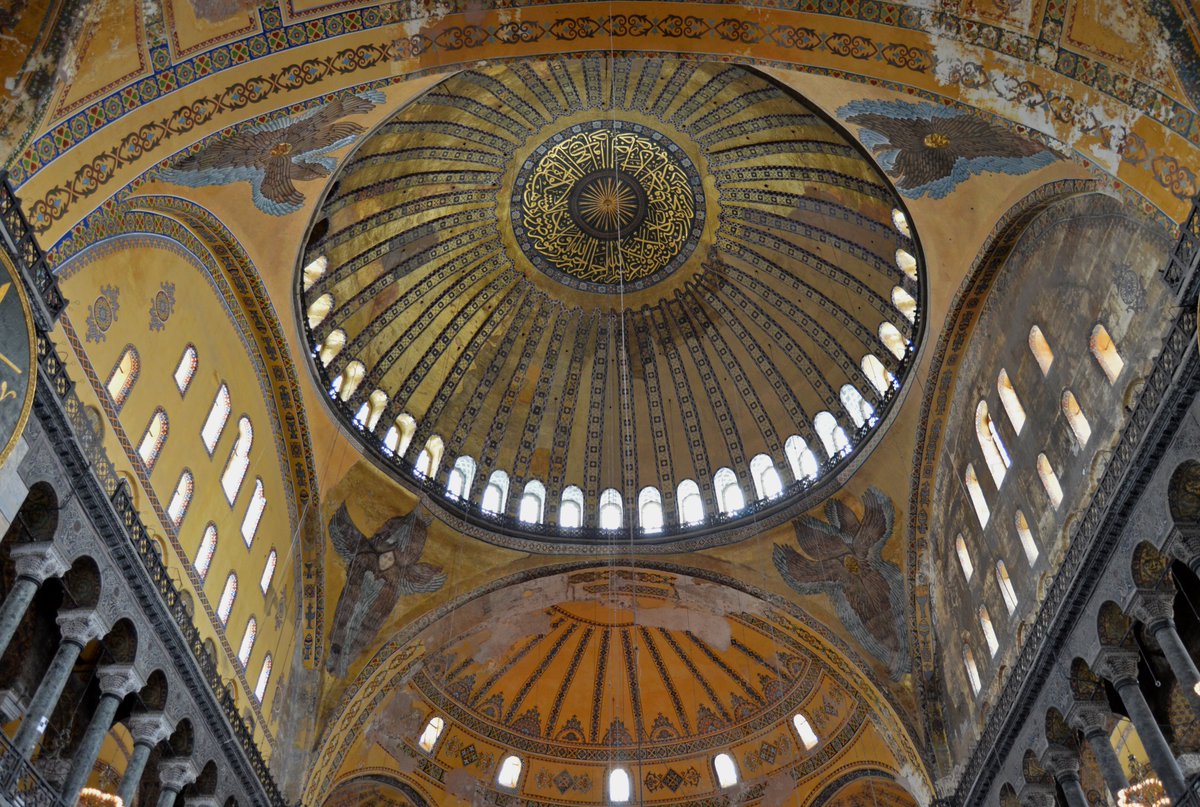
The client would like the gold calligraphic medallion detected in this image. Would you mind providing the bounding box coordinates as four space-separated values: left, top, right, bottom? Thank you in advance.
512 124 704 292
0 250 36 467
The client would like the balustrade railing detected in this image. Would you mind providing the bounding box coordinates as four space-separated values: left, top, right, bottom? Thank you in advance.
0 731 66 807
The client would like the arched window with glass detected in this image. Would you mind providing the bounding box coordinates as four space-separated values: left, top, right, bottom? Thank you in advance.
318 329 346 367
331 360 366 402
861 355 895 396
955 534 974 581
840 384 875 429
216 573 238 625
598 489 623 530
892 209 912 238
813 412 849 459
1014 511 1038 565
446 456 477 500
964 463 989 528
1029 325 1054 375
354 389 388 432
975 401 1011 487
260 549 277 593
384 414 417 458
979 606 999 657
238 616 257 667
167 469 194 527
254 654 273 702
559 486 584 528
138 408 169 471
418 716 445 753
241 479 267 546
964 645 982 694
222 417 253 505
784 436 819 482
997 369 1026 434
896 248 917 280
996 561 1018 614
891 286 916 323
1090 324 1124 383
879 322 909 360
677 479 704 525
1062 390 1092 448
749 454 783 500
106 346 140 409
792 713 819 750
306 292 334 329
608 769 631 803
201 384 231 454
713 753 738 788
497 756 522 789
519 480 546 524
414 435 443 478
481 470 510 515
195 524 217 581
638 487 664 533
174 345 198 395
302 255 327 290
713 468 745 514
1037 453 1063 509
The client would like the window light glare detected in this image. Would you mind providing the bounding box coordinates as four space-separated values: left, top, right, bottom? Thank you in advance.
418 716 444 752
608 768 631 803
714 753 738 788
792 713 819 750
497 755 522 789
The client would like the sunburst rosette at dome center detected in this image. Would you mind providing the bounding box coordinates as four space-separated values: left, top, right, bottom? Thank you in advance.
298 57 926 549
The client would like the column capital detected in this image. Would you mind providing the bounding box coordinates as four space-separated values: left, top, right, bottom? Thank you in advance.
10 542 69 584
1042 747 1081 781
56 608 105 647
1129 589 1177 631
1018 785 1057 807
96 665 144 699
1066 700 1111 736
158 759 198 792
127 712 174 747
1166 526 1200 567
183 797 219 807
1095 647 1141 687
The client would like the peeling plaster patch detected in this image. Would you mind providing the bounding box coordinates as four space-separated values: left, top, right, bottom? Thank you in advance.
444 767 480 801
759 770 796 807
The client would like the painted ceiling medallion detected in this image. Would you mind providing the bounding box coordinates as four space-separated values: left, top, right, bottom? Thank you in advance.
512 123 703 291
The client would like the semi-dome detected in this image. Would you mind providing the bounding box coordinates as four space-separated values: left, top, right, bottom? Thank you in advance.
298 57 925 547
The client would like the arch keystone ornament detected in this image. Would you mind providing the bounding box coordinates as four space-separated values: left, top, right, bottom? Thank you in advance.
0 249 36 467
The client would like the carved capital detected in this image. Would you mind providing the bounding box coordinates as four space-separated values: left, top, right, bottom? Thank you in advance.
96 665 144 699
1042 747 1081 781
1066 701 1112 736
157 759 198 792
126 712 174 747
1095 647 1141 687
1018 784 1056 807
1166 527 1200 567
9 542 68 584
55 608 105 647
183 797 219 807
1129 589 1177 630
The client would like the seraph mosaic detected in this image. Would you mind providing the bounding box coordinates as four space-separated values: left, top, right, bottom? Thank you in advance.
773 487 908 678
158 91 383 216
839 99 1057 199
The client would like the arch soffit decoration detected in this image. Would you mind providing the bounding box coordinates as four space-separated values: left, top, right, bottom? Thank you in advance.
304 560 932 805
47 195 326 670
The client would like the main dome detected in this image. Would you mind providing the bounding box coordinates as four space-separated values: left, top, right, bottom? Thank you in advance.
298 58 925 548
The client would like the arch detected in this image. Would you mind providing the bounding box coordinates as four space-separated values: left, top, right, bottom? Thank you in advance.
240 478 266 546
195 524 217 581
1014 511 1038 565
891 286 917 322
713 753 738 788
174 345 198 394
964 463 989 528
1037 453 1063 509
840 384 875 429
216 573 238 625
608 768 631 803
559 485 584 528
677 479 704 525
497 756 522 788
166 469 194 526
996 560 1018 614
792 713 819 750
784 435 819 482
353 389 388 432
1062 390 1092 447
861 354 895 396
1168 460 1200 527
955 534 974 581
383 414 416 458
481 470 510 515
975 400 1011 487
306 292 334 329
446 456 477 501
1029 325 1054 375
414 435 443 478
963 645 982 694
106 345 140 409
749 454 783 500
221 416 253 504
518 480 546 524
1090 323 1124 383
418 716 444 752
302 255 327 291
201 384 231 453
237 616 257 666
996 369 1026 434
318 329 346 367
138 408 169 471
6 483 58 543
638 487 664 533
813 411 849 458
979 606 999 656
713 467 745 514
260 549 277 593
254 654 272 702
598 488 623 529
879 321 908 360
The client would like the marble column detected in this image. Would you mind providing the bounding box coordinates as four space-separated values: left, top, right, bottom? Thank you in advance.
1067 702 1129 796
11 608 104 758
0 542 68 659
1043 748 1088 807
155 759 198 807
60 665 144 806
116 712 174 807
1131 589 1200 718
1097 650 1188 802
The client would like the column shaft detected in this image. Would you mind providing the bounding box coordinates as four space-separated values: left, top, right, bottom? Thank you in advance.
1056 773 1089 807
0 577 38 660
116 742 153 807
1151 620 1200 717
157 785 181 807
59 692 121 805
11 638 83 757
1084 727 1130 796
1114 678 1188 801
